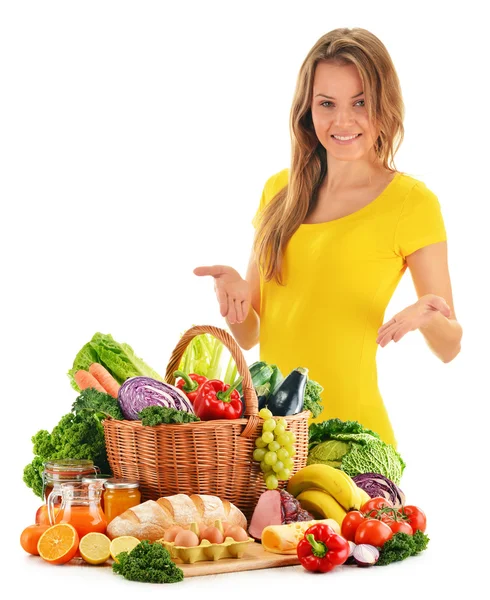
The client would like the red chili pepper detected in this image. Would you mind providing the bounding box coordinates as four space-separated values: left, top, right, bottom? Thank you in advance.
173 370 207 404
193 376 244 420
297 523 350 573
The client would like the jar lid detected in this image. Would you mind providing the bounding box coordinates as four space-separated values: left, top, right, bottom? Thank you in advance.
43 459 95 476
103 478 140 490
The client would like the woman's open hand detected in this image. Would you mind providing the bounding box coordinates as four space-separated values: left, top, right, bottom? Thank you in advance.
193 265 251 324
376 294 451 347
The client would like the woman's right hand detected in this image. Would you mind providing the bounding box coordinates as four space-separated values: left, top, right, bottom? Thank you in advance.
193 265 251 324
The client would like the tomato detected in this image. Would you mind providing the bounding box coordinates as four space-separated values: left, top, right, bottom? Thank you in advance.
354 518 393 547
400 505 427 533
341 511 366 542
389 520 413 535
359 496 393 518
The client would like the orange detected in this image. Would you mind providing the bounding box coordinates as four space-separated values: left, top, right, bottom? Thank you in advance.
38 523 79 565
20 524 51 555
35 504 60 526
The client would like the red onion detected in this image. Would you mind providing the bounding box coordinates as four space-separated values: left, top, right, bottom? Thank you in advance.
353 544 379 567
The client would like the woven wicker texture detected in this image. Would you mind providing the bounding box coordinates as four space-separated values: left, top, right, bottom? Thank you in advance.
103 325 310 520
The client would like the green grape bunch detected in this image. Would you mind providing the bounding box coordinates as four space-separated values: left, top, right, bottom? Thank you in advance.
252 408 297 490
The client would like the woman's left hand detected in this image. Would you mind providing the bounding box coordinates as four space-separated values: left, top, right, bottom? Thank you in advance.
376 294 451 347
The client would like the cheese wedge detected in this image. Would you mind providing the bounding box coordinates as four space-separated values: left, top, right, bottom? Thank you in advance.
261 519 341 555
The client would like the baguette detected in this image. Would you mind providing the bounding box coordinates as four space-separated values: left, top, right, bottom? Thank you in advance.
106 494 247 541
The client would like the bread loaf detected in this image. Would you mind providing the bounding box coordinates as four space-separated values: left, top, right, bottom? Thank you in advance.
106 494 247 541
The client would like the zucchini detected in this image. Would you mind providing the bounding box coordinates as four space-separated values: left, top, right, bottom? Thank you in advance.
269 364 284 395
237 361 274 394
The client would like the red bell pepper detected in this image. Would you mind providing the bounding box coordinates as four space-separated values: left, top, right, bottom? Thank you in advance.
297 523 350 573
173 370 207 404
193 376 244 420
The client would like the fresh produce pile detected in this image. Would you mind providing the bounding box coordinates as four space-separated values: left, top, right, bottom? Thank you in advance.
20 328 429 582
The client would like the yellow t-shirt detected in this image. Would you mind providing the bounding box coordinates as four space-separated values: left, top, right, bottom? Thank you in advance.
252 168 447 448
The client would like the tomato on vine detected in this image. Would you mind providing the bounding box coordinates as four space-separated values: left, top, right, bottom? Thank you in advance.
354 518 393 547
399 505 427 533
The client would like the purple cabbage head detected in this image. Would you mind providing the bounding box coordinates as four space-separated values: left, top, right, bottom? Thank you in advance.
352 472 406 508
118 376 194 420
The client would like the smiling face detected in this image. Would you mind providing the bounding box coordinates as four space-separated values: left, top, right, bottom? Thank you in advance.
311 61 379 163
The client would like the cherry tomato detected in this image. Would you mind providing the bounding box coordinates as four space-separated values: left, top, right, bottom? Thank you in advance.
400 505 427 533
360 497 393 519
341 511 365 542
389 520 413 535
354 518 393 547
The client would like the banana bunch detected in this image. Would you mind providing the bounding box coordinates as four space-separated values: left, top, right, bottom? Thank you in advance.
286 464 371 527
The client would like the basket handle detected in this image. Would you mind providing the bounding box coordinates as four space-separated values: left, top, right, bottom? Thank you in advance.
164 325 258 418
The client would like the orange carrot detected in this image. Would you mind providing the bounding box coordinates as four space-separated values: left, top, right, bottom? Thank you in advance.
74 370 107 394
88 362 121 398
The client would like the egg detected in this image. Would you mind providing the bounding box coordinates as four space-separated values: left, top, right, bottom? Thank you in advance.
225 525 249 542
198 522 208 536
163 525 183 543
200 526 224 545
174 528 200 547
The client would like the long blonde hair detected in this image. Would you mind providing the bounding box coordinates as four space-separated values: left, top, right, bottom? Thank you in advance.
254 27 405 285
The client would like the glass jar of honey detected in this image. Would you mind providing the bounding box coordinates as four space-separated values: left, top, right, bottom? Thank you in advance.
103 478 141 523
42 459 99 503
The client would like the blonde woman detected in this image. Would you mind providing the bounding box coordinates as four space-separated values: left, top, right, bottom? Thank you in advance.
194 28 462 449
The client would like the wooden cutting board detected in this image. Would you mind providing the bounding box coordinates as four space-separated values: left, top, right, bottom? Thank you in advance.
178 542 300 577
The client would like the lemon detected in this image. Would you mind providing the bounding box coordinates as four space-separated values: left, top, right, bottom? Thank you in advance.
109 535 141 561
79 532 111 565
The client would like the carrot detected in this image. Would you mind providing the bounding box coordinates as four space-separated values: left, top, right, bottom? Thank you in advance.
89 362 121 398
74 370 107 394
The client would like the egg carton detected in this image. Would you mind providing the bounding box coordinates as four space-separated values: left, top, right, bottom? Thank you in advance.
157 520 255 564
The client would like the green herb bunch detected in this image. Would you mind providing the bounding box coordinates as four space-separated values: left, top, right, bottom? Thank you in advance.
376 531 430 566
112 540 184 584
138 405 200 426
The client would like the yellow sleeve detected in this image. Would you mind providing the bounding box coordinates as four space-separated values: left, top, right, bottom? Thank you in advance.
251 168 289 229
394 181 447 259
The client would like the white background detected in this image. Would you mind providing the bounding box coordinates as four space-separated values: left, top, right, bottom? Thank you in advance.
1 1 487 597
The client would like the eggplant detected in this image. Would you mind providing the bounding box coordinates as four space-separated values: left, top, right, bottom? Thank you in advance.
267 367 308 416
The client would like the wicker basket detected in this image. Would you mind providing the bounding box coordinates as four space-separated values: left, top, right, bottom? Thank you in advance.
102 325 310 521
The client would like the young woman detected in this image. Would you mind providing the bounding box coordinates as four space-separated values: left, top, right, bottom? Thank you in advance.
194 27 462 448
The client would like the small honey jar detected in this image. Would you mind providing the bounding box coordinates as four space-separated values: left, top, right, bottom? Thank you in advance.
103 478 141 523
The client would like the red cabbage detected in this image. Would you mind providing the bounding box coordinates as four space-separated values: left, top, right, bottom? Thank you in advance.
352 472 406 508
118 376 194 420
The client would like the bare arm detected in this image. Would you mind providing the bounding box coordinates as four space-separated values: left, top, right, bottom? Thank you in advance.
225 248 261 351
406 241 462 362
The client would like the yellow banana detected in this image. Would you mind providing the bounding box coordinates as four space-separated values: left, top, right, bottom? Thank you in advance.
296 489 347 528
286 464 359 510
333 469 363 510
356 486 371 506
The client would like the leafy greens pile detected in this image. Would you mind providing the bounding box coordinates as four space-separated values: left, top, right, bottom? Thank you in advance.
138 405 200 426
308 418 406 485
376 531 430 566
112 540 184 584
303 379 325 419
68 332 164 392
23 388 123 498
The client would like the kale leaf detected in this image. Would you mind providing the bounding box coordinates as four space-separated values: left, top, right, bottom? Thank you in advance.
376 531 430 566
112 540 184 584
71 387 124 420
23 406 113 498
303 379 324 419
138 405 200 426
